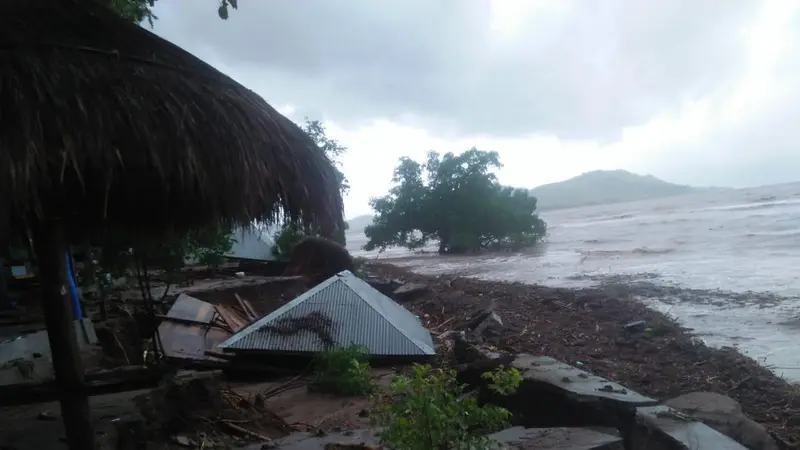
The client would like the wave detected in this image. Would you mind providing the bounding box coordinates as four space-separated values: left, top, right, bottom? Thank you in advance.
744 230 800 240
698 199 800 214
578 247 675 261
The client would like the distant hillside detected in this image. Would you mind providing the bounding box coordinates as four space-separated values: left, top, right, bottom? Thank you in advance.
346 171 727 231
530 170 727 211
346 214 374 233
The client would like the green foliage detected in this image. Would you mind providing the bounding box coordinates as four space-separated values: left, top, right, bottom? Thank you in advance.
184 224 236 271
481 366 524 396
86 223 234 286
312 345 374 396
108 0 236 26
372 364 522 450
270 222 307 260
364 149 547 254
270 119 350 253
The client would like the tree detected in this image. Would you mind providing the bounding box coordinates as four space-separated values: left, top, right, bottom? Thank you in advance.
108 0 237 25
270 119 350 258
364 148 547 254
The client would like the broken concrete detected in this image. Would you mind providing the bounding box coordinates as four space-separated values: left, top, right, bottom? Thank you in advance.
664 392 779 450
510 355 657 407
263 427 626 450
261 429 381 450
472 310 504 339
456 352 756 450
391 282 428 303
487 426 624 449
633 405 748 450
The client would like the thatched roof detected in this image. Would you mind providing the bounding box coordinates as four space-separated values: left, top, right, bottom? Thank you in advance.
0 0 344 240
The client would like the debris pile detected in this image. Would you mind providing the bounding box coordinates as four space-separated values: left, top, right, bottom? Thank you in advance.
363 262 800 448
132 371 292 448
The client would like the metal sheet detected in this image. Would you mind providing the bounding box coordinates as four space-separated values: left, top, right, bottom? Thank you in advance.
220 271 435 356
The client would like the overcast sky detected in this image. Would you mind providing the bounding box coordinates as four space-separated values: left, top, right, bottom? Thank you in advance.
151 0 800 218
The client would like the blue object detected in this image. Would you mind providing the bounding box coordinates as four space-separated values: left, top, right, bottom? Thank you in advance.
65 252 82 319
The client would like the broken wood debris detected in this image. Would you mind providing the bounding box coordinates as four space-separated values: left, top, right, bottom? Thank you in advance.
157 293 260 368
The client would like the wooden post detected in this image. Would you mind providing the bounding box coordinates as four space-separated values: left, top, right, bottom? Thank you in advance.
0 257 9 308
31 220 95 450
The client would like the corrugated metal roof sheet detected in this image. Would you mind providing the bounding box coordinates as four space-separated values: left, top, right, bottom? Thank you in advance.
218 271 435 356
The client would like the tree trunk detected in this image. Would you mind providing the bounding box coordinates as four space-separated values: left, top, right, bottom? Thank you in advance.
0 257 9 308
31 220 95 450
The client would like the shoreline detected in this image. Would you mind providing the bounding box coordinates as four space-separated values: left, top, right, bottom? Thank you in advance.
364 261 800 447
367 252 800 382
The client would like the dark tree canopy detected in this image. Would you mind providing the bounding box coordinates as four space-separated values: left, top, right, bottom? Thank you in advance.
364 148 547 254
271 119 350 258
109 0 237 25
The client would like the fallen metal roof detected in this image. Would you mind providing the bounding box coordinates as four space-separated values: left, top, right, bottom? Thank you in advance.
218 271 435 356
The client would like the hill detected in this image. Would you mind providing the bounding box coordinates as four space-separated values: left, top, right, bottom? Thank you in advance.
346 214 375 233
530 170 727 211
346 171 727 231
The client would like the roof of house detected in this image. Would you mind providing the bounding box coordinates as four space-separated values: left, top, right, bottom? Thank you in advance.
218 271 435 356
225 227 277 261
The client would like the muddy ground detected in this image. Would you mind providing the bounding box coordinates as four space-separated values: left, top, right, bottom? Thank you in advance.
3 261 800 448
364 262 800 447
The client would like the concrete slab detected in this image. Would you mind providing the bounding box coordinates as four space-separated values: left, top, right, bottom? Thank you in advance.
633 405 748 450
488 426 624 449
266 429 381 449
0 318 98 385
511 355 657 406
265 427 625 450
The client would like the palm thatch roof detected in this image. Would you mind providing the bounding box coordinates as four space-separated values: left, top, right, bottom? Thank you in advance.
0 0 344 240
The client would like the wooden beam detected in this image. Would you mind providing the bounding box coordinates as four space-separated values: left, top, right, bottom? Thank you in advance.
31 220 95 450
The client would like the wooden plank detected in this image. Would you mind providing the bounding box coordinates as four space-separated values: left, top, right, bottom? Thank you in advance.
235 293 258 321
166 294 215 324
215 305 249 332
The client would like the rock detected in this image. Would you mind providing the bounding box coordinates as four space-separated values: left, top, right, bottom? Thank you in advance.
323 444 383 450
134 370 224 434
453 332 485 364
172 435 194 447
96 417 148 450
488 427 623 449
472 311 503 339
634 405 748 450
464 299 497 330
664 392 779 450
623 320 646 332
37 410 58 420
391 283 428 302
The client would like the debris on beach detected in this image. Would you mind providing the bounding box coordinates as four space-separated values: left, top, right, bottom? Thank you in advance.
362 262 800 448
158 270 436 370
218 271 435 358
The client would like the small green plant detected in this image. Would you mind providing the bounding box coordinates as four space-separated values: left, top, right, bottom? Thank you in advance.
481 365 523 395
372 364 522 450
312 345 374 396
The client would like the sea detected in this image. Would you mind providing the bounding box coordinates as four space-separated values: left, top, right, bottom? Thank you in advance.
345 182 800 381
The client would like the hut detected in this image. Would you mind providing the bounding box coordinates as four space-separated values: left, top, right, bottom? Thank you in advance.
0 0 344 448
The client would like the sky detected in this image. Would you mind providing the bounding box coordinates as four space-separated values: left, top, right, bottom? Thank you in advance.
151 0 800 219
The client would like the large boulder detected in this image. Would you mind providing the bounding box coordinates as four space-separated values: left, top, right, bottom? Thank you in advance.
664 392 778 450
283 236 355 284
391 282 428 303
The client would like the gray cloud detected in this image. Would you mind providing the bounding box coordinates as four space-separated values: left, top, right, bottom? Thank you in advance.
638 10 800 189
152 0 756 141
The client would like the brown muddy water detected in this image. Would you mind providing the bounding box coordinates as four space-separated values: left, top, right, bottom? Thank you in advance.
347 182 800 381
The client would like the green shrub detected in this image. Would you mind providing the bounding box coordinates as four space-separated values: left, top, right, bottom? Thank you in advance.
311 345 374 396
372 364 522 450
